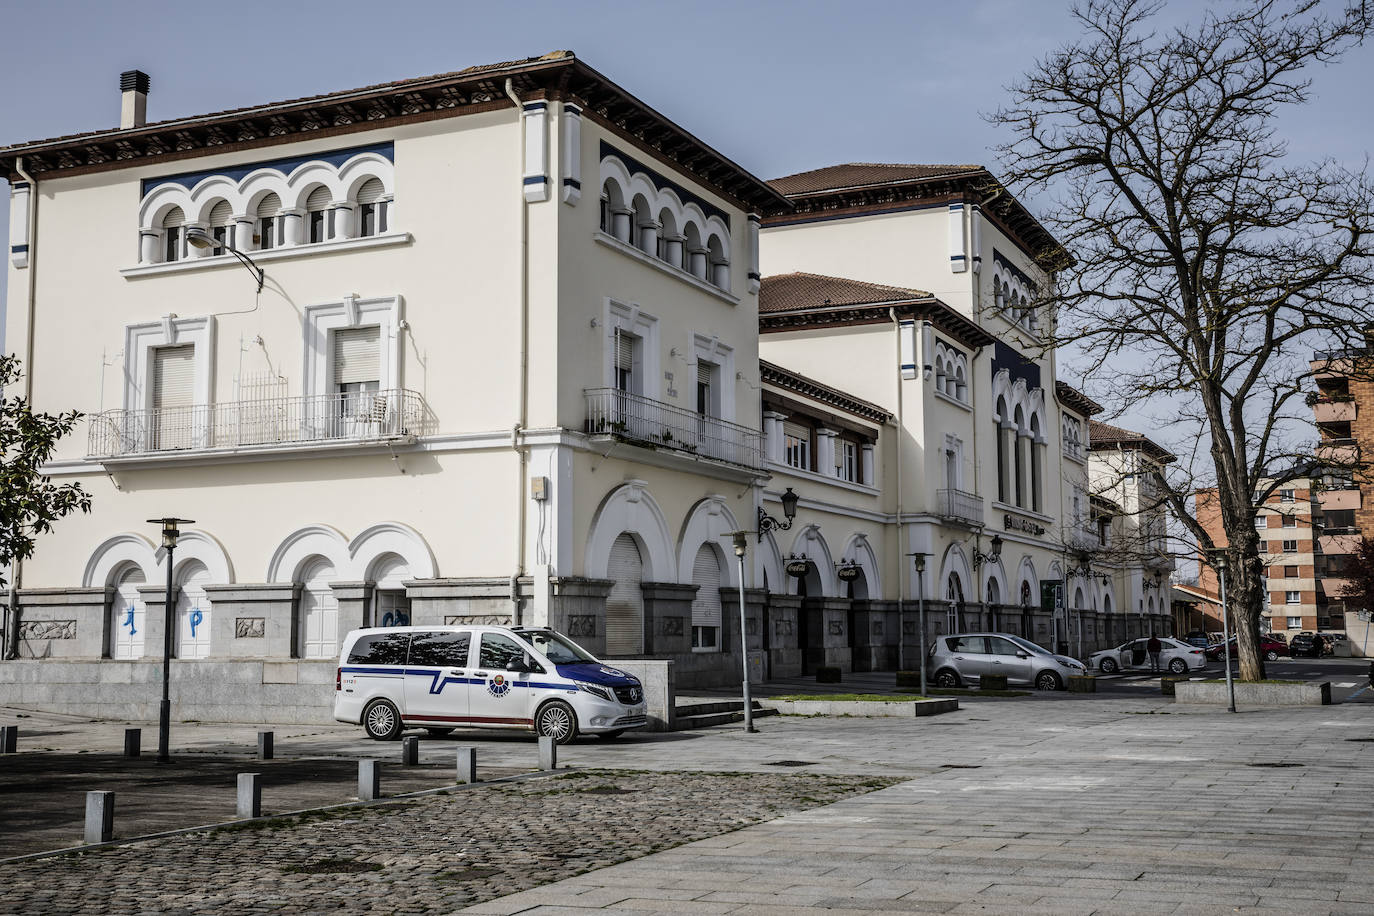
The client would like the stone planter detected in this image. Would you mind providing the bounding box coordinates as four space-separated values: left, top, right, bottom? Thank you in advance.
1160 675 1189 697
1173 680 1331 706
1067 675 1097 693
763 698 959 717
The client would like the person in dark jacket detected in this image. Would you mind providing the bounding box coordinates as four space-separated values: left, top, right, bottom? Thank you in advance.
1147 633 1162 673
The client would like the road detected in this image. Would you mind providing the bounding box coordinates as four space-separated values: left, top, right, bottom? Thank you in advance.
1090 656 1374 703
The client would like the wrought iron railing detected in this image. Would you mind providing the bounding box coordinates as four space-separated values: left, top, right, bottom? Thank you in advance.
584 388 763 470
87 389 426 458
936 488 985 525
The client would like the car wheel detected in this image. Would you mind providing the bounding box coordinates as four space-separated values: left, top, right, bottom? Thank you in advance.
1168 658 1188 675
535 700 579 745
362 699 403 741
424 727 455 738
1099 658 1118 674
1035 671 1062 691
596 730 625 741
934 669 961 689
1265 650 1279 661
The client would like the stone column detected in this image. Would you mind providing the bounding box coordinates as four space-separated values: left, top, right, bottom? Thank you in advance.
640 582 696 656
719 587 767 683
802 596 853 673
280 209 305 246
710 258 730 290
184 223 211 258
688 246 709 280
763 411 787 463
330 582 374 637
765 593 802 678
611 208 632 244
12 587 112 659
850 599 897 671
662 236 684 269
137 586 178 660
816 428 839 478
861 444 875 486
544 577 614 659
402 577 527 627
139 228 161 264
202 583 300 659
233 215 256 251
637 217 659 256
331 203 355 241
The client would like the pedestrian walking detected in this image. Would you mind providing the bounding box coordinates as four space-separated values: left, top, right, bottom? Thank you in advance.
1147 633 1162 673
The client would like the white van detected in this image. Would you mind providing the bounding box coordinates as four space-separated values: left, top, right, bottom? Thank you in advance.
334 625 647 743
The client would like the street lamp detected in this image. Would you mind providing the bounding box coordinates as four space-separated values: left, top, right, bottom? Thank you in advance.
727 531 758 733
908 552 930 697
970 534 1003 568
1208 549 1237 714
148 517 194 762
185 227 265 292
757 487 799 541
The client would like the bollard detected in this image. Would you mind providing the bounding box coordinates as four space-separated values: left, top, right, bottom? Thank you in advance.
538 735 557 771
123 728 141 758
456 747 478 784
401 735 419 766
237 773 262 818
257 731 274 760
358 759 380 801
0 725 16 754
84 791 115 845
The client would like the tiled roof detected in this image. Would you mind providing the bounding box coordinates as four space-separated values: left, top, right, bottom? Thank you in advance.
770 163 984 197
1055 381 1104 417
759 272 930 313
1090 420 1176 463
760 361 892 425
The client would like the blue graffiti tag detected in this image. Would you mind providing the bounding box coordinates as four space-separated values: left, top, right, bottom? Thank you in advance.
381 610 410 628
189 608 203 638
123 605 137 635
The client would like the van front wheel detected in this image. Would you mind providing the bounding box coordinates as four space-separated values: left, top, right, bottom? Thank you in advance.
363 699 403 741
535 700 579 745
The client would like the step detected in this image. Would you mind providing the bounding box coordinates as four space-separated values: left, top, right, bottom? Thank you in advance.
673 701 777 730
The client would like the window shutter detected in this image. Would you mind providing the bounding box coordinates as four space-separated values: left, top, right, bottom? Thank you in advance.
356 178 385 205
605 533 644 655
161 207 185 229
256 193 281 218
333 327 380 386
697 361 713 387
691 545 722 631
152 345 195 411
306 186 332 212
614 329 634 372
208 200 232 227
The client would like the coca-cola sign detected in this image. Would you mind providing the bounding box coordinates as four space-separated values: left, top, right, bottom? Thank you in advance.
785 559 810 578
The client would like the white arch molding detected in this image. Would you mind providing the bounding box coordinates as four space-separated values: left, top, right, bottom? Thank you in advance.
83 533 159 587
349 522 437 582
839 533 882 598
758 531 785 593
266 525 351 584
676 497 742 587
788 525 836 597
585 481 676 581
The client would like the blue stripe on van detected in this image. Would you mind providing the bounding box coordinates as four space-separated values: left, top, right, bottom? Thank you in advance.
341 666 572 696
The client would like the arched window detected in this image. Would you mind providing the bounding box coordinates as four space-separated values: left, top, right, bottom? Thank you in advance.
684 223 707 280
176 560 212 659
690 543 723 652
600 179 628 241
255 193 282 251
935 354 947 394
356 178 387 238
1029 414 1043 512
1073 587 1085 610
161 207 186 263
630 194 654 253
947 571 965 634
111 566 147 659
606 533 644 655
657 208 681 267
306 185 332 244
707 235 729 290
996 396 1010 502
1013 405 1026 507
298 558 339 660
954 361 967 402
208 200 233 250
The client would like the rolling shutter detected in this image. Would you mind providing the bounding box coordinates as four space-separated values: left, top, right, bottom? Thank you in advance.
605 533 644 656
208 200 232 227
306 186 332 212
161 207 185 229
256 193 281 218
614 329 634 373
356 178 385 205
153 345 195 411
333 327 380 386
690 544 722 632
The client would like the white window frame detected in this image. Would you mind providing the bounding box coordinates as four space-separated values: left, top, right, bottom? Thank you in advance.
841 440 858 483
124 316 216 416
1287 615 1302 628
689 333 735 422
605 300 660 397
943 434 964 490
1282 539 1299 553
302 295 402 403
1285 590 1301 605
1280 488 1296 503
783 424 811 471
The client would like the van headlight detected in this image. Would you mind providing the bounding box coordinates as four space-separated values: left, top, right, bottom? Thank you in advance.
574 681 614 702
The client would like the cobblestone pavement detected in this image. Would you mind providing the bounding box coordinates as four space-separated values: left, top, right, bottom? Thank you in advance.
0 770 897 914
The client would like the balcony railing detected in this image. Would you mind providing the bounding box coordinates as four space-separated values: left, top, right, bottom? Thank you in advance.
584 388 762 471
87 389 427 458
936 488 985 525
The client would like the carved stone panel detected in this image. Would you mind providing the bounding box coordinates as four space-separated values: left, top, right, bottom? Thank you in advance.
567 615 597 638
773 619 794 637
659 616 684 637
827 620 844 636
871 620 884 636
19 620 75 640
444 615 509 626
236 617 266 639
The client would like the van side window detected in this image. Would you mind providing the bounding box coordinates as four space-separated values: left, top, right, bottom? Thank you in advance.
347 632 411 665
479 633 527 670
409 631 471 667
948 636 988 654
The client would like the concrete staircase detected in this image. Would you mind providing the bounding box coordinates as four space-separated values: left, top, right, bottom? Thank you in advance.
673 699 779 730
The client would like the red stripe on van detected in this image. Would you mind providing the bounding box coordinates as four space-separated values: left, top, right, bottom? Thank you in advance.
404 715 534 726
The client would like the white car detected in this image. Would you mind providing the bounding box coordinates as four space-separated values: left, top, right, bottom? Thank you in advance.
334 625 647 744
927 632 1086 690
1089 637 1206 675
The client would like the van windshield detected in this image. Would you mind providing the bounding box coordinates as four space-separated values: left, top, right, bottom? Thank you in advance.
515 629 598 664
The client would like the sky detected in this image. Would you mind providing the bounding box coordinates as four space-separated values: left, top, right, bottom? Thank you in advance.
2 0 1372 438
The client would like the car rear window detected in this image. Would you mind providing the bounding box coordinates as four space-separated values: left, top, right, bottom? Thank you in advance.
347 632 411 665
947 635 989 654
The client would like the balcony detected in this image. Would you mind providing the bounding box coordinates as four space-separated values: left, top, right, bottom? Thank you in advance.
87 389 427 459
936 488 985 526
1318 488 1361 511
584 388 762 471
1313 400 1357 423
1320 532 1362 556
1317 438 1359 463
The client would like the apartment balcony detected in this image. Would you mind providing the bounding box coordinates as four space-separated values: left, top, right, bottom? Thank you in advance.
584 388 763 472
1319 532 1362 556
87 389 428 460
1318 488 1361 511
936 488 985 526
1313 400 1357 424
1316 438 1359 463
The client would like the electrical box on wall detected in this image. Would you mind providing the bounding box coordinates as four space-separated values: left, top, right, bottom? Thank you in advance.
530 476 549 501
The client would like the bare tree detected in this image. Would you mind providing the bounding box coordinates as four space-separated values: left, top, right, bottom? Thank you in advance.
990 0 1374 679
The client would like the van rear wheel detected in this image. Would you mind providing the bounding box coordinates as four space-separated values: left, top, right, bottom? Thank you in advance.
535 700 578 744
362 699 403 741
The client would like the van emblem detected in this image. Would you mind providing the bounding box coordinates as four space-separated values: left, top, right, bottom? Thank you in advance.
487 674 511 698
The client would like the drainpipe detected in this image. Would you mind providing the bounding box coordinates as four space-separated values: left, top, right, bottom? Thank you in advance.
504 79 531 624
890 308 905 671
5 157 38 659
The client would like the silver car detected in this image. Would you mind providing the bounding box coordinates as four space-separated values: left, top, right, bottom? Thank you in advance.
928 632 1086 690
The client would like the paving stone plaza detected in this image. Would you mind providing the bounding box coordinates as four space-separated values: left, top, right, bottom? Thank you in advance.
2 694 1373 914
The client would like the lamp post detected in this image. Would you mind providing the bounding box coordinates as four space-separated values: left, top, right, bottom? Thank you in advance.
728 531 757 733
1210 550 1237 714
148 517 194 762
757 487 799 541
185 227 265 292
909 552 929 696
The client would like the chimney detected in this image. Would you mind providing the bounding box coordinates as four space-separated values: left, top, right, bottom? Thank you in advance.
120 70 150 129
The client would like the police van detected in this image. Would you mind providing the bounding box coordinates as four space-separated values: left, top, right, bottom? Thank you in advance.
334 625 647 744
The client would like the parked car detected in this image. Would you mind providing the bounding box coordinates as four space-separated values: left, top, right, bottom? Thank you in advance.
1088 637 1206 675
928 632 1085 690
334 625 647 743
1182 633 1211 649
1204 635 1289 662
1289 633 1328 658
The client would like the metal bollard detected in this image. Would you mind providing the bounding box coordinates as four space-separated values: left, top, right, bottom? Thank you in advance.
237 773 262 819
123 728 141 758
401 735 419 766
257 731 274 760
358 759 380 801
538 735 557 771
456 747 478 784
84 791 115 844
0 725 16 754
